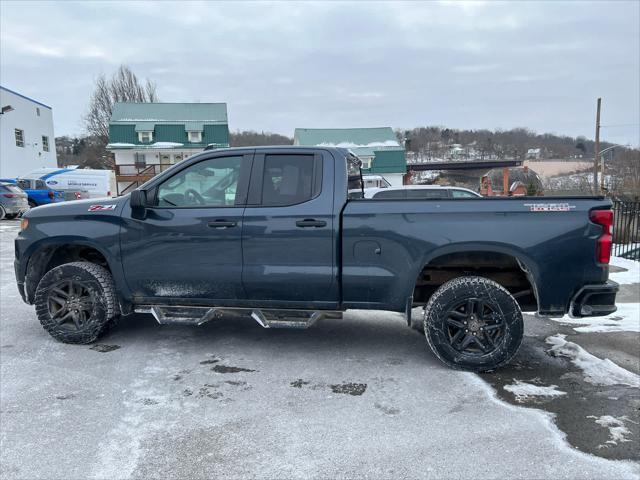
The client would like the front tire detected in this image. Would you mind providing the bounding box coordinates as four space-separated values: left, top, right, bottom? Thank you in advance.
423 276 523 372
35 262 119 344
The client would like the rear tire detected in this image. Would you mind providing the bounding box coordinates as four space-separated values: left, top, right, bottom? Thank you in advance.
0 205 5 220
423 276 523 372
28 200 37 209
35 262 119 344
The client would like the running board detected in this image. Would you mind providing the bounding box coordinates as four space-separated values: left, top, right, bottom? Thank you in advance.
135 306 341 329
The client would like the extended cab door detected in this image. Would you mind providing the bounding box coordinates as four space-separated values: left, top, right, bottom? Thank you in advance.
120 152 252 302
241 149 339 309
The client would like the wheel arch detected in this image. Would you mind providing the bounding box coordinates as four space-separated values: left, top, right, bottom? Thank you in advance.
411 243 540 312
23 237 118 304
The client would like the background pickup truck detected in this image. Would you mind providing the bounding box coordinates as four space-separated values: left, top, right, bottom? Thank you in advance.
14 146 618 371
0 178 65 207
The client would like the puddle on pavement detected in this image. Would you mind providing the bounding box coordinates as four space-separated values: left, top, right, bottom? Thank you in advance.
479 326 640 461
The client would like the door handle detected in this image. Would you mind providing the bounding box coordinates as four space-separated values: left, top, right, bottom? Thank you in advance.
207 219 237 228
296 219 327 228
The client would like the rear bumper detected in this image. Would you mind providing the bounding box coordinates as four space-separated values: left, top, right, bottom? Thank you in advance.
2 202 28 214
569 280 618 317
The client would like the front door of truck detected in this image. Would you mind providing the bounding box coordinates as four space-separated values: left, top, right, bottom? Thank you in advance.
120 153 252 302
241 150 339 309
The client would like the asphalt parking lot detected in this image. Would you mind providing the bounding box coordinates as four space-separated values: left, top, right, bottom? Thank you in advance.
1 219 639 479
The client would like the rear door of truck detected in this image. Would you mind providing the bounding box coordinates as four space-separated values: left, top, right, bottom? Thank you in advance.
241 148 339 309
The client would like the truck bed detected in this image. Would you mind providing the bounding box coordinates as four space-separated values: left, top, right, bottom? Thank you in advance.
341 196 611 314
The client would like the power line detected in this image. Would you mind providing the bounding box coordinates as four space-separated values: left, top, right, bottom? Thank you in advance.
600 123 640 128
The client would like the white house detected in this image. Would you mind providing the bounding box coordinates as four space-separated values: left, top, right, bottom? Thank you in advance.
527 148 542 160
107 102 229 195
0 86 57 178
293 127 407 186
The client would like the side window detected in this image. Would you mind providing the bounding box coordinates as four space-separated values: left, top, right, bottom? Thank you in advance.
451 189 478 198
35 180 48 190
16 179 30 190
373 189 405 199
261 154 320 206
406 189 448 199
157 156 243 207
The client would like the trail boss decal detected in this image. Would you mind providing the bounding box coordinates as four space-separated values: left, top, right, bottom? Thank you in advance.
524 203 575 212
88 204 117 212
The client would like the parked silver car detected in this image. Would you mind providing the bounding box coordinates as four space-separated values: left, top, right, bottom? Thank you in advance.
0 182 29 220
364 185 482 199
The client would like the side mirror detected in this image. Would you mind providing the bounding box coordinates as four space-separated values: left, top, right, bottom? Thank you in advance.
130 189 148 219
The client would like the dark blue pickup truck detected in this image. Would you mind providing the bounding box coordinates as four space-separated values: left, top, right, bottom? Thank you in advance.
14 147 618 371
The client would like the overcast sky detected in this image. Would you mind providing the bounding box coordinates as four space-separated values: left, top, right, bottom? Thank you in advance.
1 1 638 146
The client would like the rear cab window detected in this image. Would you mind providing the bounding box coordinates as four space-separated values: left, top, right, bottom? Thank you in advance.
16 179 31 190
406 189 448 199
253 154 322 207
451 189 479 198
373 189 406 199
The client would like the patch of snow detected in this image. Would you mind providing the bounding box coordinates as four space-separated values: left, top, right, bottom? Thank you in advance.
150 142 184 148
551 303 640 333
545 334 640 387
106 143 135 147
463 373 639 478
587 415 634 445
503 380 567 402
609 256 640 285
317 140 400 148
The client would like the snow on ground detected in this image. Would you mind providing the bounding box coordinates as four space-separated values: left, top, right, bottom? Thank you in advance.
552 303 640 333
588 415 635 446
546 334 640 387
503 380 567 403
610 256 640 285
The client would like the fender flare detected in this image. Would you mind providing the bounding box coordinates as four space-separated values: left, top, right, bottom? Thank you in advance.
22 236 121 303
409 242 541 308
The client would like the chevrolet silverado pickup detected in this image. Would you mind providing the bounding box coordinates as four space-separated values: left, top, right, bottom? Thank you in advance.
14 146 618 371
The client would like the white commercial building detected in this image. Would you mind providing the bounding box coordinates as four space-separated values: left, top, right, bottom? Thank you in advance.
0 86 57 178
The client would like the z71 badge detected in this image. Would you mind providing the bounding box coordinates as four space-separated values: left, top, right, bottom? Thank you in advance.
524 203 575 212
88 204 117 212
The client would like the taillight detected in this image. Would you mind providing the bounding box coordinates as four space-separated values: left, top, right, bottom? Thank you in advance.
107 191 111 197
2 193 16 198
589 209 613 264
48 191 54 199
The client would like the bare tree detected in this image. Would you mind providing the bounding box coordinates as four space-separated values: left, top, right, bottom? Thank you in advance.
85 65 158 145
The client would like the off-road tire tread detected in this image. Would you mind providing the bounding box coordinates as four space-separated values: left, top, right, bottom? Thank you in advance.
35 262 119 344
423 276 523 372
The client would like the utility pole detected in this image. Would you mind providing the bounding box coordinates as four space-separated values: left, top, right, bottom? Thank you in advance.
593 97 601 194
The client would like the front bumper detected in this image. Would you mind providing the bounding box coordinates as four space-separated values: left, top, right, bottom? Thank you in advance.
569 280 619 317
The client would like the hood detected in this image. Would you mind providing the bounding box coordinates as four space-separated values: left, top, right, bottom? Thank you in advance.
25 196 127 219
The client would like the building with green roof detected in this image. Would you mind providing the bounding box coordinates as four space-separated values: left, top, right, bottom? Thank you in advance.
108 102 229 194
294 127 406 186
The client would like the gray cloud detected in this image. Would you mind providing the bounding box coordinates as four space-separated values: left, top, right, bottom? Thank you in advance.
1 0 638 146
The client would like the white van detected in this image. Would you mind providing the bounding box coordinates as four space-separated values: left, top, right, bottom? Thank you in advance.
21 168 117 199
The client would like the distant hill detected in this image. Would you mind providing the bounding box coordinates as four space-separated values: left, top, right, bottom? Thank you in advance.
397 126 616 161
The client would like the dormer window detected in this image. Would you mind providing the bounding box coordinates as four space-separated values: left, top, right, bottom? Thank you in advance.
138 131 153 143
188 131 202 143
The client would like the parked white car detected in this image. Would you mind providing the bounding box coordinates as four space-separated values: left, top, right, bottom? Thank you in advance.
21 168 117 198
363 185 482 199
